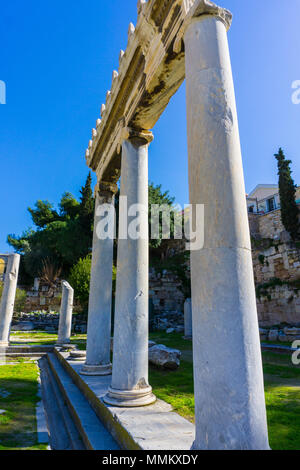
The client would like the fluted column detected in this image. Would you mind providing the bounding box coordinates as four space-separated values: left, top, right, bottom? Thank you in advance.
0 254 20 347
182 1 269 450
81 182 117 376
104 128 156 407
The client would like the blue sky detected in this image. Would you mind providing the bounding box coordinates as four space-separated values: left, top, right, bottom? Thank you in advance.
0 0 299 253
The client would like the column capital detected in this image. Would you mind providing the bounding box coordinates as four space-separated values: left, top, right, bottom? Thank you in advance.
174 0 232 53
95 181 118 198
117 126 154 153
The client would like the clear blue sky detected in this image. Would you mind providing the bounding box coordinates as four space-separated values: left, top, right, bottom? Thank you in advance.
0 0 299 253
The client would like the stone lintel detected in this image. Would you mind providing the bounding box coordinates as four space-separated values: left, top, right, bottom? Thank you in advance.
85 0 190 183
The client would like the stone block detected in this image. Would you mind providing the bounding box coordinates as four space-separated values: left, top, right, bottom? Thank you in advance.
268 330 278 342
149 344 181 370
283 328 300 336
11 321 35 331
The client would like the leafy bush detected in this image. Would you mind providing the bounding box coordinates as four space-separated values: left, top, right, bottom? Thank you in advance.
69 256 117 315
68 255 92 312
0 281 27 313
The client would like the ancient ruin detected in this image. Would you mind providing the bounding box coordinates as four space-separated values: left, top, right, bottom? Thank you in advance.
82 0 270 450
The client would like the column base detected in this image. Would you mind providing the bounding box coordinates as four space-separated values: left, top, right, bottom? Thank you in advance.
80 363 112 376
67 350 87 362
56 343 76 351
103 386 156 407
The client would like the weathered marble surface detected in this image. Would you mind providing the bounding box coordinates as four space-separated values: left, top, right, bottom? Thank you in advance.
0 254 20 346
81 186 116 376
184 298 192 338
184 13 269 450
57 281 74 346
104 134 156 407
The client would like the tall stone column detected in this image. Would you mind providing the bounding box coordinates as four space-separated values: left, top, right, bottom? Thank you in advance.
182 2 269 449
104 128 156 407
57 281 74 346
0 254 20 347
81 182 117 376
184 298 192 339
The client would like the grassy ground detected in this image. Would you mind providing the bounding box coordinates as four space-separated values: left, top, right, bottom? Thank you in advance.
149 338 300 450
8 330 300 450
10 331 87 350
0 361 47 450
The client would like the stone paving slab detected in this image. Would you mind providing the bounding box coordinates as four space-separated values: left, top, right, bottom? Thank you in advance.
54 349 195 450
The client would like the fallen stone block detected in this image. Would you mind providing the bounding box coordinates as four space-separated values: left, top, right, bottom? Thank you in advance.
166 328 175 334
149 344 181 370
268 330 278 342
11 321 35 331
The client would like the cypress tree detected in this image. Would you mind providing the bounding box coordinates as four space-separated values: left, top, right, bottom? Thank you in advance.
79 173 94 223
275 148 300 241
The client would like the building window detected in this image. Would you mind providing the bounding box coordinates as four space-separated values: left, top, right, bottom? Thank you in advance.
267 197 276 212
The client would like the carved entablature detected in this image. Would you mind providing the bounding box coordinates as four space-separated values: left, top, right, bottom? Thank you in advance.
84 0 230 184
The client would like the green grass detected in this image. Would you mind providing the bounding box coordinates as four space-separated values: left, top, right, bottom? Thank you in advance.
7 331 300 450
149 332 192 351
0 362 48 450
10 331 87 350
149 342 300 450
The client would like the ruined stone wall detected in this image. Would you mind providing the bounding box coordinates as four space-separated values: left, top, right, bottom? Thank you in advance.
253 243 300 284
257 286 300 327
250 204 300 326
149 267 186 331
12 312 87 333
257 209 285 240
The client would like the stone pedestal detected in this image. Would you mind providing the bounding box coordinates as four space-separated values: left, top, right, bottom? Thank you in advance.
104 128 156 407
184 298 192 339
56 281 74 346
0 254 20 347
184 10 269 449
81 183 117 376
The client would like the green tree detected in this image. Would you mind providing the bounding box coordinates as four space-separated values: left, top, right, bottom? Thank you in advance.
28 201 60 228
68 255 92 312
275 148 300 241
79 172 94 233
7 174 95 282
148 182 177 250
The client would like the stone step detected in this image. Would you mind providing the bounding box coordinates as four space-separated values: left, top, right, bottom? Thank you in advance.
39 356 85 450
38 356 80 450
54 349 195 450
47 353 119 450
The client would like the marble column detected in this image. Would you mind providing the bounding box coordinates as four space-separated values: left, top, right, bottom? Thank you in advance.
184 298 192 339
104 128 156 407
57 281 74 346
81 182 117 376
0 254 20 347
183 6 269 449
